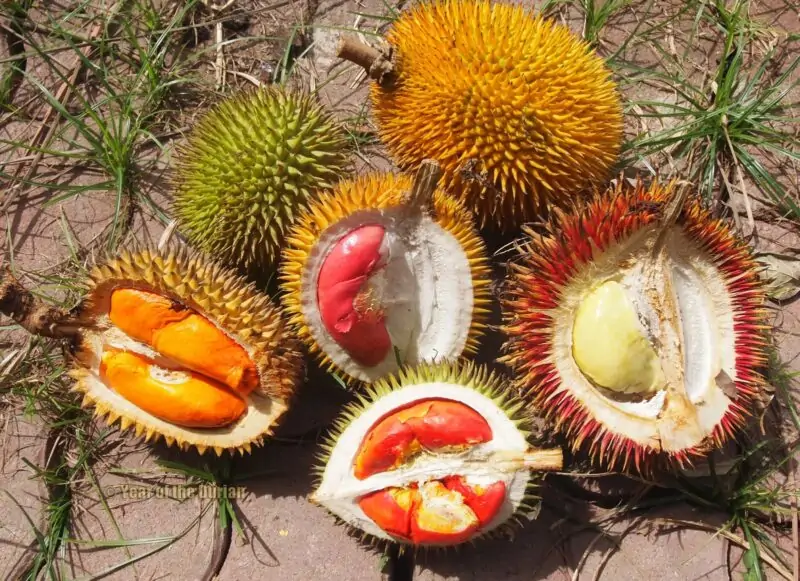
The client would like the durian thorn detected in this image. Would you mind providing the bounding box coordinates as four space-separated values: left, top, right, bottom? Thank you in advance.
401 159 442 217
336 35 395 85
0 267 81 339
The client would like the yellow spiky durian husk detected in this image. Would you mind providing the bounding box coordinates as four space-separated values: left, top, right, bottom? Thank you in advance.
69 245 304 455
279 172 492 382
370 0 624 229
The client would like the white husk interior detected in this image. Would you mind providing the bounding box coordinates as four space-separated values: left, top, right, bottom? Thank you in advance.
300 209 474 382
313 382 530 542
551 225 736 451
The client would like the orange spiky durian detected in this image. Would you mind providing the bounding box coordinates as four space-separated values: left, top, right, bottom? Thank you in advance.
0 246 304 455
280 161 491 384
310 360 563 547
337 0 623 229
500 178 770 473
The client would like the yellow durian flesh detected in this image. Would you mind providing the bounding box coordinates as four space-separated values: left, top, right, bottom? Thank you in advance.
572 280 666 396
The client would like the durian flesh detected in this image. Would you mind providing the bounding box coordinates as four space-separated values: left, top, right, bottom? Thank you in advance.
311 362 563 546
70 247 303 455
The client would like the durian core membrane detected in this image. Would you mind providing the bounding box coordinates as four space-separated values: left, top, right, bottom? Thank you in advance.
300 208 474 382
557 225 737 452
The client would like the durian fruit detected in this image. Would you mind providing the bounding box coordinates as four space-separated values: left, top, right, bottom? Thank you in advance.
172 86 350 275
280 160 492 384
0 246 304 455
311 360 563 547
336 0 623 229
501 178 770 473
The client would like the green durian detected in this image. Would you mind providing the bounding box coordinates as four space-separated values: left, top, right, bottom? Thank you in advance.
172 86 350 275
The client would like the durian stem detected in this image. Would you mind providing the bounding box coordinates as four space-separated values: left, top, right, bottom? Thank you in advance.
650 180 690 258
405 159 443 212
336 35 395 85
0 267 79 338
487 448 564 472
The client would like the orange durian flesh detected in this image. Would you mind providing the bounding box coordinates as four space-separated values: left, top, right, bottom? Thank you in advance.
109 288 258 396
353 399 494 479
99 349 247 428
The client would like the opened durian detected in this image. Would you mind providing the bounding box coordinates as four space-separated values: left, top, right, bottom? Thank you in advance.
280 161 491 384
172 86 350 275
336 0 623 229
311 361 563 547
0 246 303 455
501 178 770 472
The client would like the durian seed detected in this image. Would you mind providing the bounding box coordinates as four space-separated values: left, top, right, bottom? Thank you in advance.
99 349 247 428
572 280 665 395
411 480 481 545
353 399 493 480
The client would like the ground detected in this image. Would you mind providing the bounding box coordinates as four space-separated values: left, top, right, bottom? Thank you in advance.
0 0 799 580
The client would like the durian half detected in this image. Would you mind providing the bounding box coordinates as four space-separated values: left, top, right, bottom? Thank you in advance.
311 360 563 547
280 161 491 384
14 246 304 455
501 178 770 472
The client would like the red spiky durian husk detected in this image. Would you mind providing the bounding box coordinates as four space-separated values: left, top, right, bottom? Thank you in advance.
500 178 770 473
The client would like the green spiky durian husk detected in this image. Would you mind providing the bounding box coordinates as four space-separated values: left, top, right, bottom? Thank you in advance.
311 360 553 550
172 86 350 275
70 245 304 455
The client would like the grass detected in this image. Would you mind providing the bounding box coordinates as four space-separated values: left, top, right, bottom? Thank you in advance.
613 0 800 221
0 0 798 580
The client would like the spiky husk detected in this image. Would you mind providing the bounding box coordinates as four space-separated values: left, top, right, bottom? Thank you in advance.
369 0 623 229
311 360 549 550
70 245 304 455
172 86 350 274
500 178 770 473
279 172 492 383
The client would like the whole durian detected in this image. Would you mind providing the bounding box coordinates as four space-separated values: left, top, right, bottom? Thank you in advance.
172 86 350 275
337 0 623 229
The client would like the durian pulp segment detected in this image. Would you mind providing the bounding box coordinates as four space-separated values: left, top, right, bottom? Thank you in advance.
312 382 530 542
572 280 666 395
554 225 737 453
301 209 474 383
72 309 287 453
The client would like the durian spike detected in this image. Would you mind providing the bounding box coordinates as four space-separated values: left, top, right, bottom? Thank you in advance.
0 267 80 338
337 35 395 85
